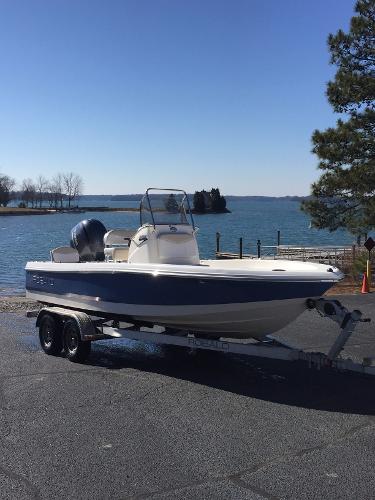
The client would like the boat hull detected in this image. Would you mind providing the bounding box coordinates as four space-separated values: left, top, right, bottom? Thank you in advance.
25 264 337 339
25 289 308 339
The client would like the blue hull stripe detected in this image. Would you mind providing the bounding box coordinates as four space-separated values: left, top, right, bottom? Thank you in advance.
26 270 332 306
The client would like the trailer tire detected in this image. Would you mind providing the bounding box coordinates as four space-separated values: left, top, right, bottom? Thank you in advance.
39 314 63 355
63 319 91 363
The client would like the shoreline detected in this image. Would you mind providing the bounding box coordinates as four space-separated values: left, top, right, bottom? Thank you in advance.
0 295 41 313
0 206 232 216
0 207 139 216
192 208 231 214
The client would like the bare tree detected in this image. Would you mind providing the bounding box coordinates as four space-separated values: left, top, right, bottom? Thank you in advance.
72 174 83 206
45 182 56 208
20 178 36 207
63 172 83 208
52 173 64 208
36 175 48 208
0 173 16 207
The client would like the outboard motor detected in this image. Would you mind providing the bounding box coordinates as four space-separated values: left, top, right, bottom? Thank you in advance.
70 219 107 262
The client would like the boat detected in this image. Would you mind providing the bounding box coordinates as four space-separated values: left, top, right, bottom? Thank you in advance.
25 188 344 340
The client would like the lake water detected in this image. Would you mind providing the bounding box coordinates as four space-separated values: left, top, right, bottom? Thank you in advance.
0 198 354 295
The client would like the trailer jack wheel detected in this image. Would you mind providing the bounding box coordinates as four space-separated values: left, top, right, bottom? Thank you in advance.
39 314 63 356
63 319 91 363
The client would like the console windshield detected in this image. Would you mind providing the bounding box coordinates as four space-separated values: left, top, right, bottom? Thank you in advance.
140 189 194 227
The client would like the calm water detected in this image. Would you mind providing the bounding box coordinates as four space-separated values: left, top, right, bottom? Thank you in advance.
0 198 354 295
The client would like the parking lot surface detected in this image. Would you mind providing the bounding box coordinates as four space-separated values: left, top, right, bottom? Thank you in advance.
0 294 374 499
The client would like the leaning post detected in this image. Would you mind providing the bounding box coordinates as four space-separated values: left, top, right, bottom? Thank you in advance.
216 232 221 253
257 239 261 259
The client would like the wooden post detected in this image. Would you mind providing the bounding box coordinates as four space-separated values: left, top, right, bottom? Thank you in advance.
277 230 281 246
367 257 371 291
257 239 261 258
216 232 220 253
239 238 243 259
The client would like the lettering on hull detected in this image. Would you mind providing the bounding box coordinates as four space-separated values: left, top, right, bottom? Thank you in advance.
188 337 229 351
32 275 55 287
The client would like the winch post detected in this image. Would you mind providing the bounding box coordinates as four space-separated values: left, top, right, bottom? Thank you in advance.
327 310 362 361
313 298 367 361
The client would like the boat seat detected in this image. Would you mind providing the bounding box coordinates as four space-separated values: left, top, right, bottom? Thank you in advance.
156 233 193 243
104 247 129 262
51 247 80 263
104 229 134 262
156 232 200 265
104 229 135 247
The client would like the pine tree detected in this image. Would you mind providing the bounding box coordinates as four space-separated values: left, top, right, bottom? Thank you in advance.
210 188 227 212
302 0 375 237
193 191 206 212
165 193 179 213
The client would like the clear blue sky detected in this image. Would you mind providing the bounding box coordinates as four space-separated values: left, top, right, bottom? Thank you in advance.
0 0 355 195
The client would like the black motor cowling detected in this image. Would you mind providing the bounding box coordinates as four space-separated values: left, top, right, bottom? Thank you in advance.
70 219 107 262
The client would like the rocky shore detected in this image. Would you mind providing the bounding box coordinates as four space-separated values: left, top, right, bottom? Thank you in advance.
0 296 40 313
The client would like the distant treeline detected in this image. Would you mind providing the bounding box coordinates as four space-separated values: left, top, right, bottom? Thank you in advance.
109 194 310 202
224 195 311 201
0 172 83 208
111 194 144 201
0 174 311 209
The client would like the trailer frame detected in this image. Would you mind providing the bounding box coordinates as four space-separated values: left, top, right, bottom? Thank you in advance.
27 297 374 375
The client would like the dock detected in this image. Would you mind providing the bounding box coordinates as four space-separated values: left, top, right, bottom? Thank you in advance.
215 235 358 270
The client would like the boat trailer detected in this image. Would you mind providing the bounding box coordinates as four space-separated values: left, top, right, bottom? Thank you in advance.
27 298 374 376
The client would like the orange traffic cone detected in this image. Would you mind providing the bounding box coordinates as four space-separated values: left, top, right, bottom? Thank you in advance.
361 272 369 294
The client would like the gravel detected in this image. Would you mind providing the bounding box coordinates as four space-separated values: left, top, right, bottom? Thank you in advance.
0 296 40 313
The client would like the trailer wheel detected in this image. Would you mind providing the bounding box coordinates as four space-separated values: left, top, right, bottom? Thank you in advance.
63 319 91 363
39 314 63 355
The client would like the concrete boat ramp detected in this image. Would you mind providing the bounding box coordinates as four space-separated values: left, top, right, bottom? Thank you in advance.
0 294 374 499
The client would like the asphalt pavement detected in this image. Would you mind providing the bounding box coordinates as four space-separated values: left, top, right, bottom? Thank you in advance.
0 294 375 499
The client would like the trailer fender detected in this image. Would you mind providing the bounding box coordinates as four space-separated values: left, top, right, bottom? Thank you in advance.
36 307 96 341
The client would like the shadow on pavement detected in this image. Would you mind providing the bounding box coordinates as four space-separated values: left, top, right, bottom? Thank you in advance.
86 338 375 416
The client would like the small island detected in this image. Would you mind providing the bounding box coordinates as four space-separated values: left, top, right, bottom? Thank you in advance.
192 188 230 214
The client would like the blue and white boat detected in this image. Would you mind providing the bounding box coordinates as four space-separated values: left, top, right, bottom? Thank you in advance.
25 188 343 340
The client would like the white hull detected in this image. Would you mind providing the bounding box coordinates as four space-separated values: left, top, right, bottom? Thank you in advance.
27 289 312 340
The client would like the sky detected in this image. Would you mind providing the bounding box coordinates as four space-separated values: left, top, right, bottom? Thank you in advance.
0 0 355 196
